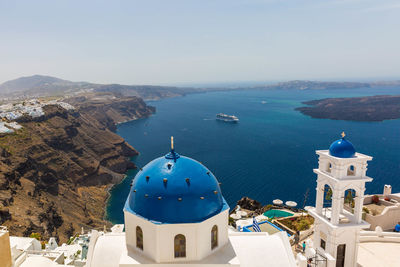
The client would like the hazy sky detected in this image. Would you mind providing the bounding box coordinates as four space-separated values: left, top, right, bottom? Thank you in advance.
0 0 399 85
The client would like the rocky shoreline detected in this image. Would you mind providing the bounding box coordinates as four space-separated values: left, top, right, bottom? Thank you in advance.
296 95 400 122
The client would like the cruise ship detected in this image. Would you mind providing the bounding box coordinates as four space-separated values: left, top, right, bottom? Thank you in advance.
216 113 239 123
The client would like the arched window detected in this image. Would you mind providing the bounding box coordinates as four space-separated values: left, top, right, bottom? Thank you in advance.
211 225 218 250
344 189 356 211
347 165 355 176
326 162 332 173
174 234 186 258
136 226 143 250
323 184 333 219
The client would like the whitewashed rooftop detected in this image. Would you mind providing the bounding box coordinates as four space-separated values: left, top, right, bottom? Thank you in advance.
88 231 296 267
358 242 400 267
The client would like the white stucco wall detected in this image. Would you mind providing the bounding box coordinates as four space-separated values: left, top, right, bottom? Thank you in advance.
363 194 400 231
124 209 229 263
316 150 372 180
194 209 229 260
314 222 360 267
124 211 158 261
364 204 400 230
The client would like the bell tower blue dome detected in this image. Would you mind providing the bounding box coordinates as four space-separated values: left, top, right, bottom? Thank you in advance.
124 145 228 224
329 133 356 158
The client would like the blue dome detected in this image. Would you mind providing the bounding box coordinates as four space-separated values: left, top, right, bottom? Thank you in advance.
329 138 356 158
124 151 228 224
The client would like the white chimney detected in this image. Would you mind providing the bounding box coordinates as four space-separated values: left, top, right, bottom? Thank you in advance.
383 184 392 196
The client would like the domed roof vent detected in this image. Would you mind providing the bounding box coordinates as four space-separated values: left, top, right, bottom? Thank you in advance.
125 137 227 224
329 132 356 158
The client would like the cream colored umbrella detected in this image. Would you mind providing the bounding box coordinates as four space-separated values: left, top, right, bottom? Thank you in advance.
286 201 297 208
230 213 241 220
237 210 248 217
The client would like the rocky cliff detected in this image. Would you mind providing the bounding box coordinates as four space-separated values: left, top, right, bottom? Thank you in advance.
0 95 154 242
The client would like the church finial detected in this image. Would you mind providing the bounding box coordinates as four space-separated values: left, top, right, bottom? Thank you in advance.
341 131 346 138
165 136 180 160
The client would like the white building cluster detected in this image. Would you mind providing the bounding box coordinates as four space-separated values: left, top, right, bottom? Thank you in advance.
0 226 90 267
0 99 75 134
0 122 24 134
0 99 45 121
1 135 400 267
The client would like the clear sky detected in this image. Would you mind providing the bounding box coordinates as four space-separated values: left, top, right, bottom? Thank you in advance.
0 0 399 85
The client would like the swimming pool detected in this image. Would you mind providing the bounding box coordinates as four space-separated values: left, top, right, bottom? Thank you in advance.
264 209 293 219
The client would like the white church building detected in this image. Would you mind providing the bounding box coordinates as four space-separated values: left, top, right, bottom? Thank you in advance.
308 133 373 267
86 138 297 267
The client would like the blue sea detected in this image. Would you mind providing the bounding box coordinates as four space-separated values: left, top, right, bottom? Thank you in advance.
106 87 400 224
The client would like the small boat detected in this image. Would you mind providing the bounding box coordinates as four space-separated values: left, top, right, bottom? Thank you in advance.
261 101 267 104
216 113 239 123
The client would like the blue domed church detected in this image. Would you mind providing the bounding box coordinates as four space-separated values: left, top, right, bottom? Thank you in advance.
87 138 298 267
124 138 230 262
126 146 228 224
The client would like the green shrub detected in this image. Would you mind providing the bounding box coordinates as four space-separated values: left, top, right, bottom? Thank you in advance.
66 234 79 245
325 188 332 201
297 221 310 231
280 215 314 232
30 232 42 241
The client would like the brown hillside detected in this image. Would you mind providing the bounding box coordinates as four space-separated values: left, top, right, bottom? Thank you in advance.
0 95 154 242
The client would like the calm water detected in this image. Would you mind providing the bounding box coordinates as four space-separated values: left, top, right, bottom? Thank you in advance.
107 87 400 224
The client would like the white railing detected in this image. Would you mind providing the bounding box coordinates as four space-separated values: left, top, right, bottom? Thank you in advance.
13 250 65 267
360 229 400 243
14 251 27 267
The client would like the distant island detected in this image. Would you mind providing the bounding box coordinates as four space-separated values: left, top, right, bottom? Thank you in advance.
1 75 400 102
296 95 400 122
252 80 371 90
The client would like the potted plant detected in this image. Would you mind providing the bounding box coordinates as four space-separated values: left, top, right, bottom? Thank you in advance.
371 195 379 204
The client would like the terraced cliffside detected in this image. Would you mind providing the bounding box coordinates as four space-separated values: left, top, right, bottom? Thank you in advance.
0 95 154 242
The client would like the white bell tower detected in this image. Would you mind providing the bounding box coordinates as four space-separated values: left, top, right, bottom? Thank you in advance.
309 133 373 267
